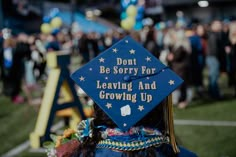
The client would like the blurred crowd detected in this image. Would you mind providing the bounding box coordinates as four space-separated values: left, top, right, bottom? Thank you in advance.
0 19 236 108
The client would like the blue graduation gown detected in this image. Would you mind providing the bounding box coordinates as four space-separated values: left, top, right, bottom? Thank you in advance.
94 146 198 157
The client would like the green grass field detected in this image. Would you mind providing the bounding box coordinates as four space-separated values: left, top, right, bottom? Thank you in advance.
0 95 235 157
175 99 236 157
0 96 38 156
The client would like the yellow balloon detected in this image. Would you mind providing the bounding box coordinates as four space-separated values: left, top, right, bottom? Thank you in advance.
40 23 52 34
126 17 135 26
121 20 128 30
126 5 137 17
121 18 135 30
50 17 63 28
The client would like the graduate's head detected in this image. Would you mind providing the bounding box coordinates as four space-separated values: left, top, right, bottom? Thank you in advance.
92 99 167 132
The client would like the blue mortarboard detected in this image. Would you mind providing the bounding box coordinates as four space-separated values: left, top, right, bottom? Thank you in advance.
71 36 183 131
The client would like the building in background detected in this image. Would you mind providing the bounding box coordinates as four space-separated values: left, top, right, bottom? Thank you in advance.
1 0 42 33
163 0 236 23
1 0 236 33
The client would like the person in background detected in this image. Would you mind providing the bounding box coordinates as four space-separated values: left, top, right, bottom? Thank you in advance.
206 20 222 99
129 30 142 43
87 32 100 59
0 35 25 104
15 33 32 103
187 25 204 99
196 24 207 61
46 33 61 52
78 33 90 64
32 37 47 81
25 35 36 86
155 24 168 56
57 30 73 51
229 21 236 97
196 24 208 96
160 28 176 66
143 26 160 59
168 29 191 108
0 32 3 82
102 31 114 49
222 21 234 88
220 21 231 74
21 34 39 105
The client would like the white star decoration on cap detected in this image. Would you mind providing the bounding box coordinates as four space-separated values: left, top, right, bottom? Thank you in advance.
145 56 151 62
112 48 118 53
89 68 93 71
105 77 108 80
138 105 144 111
123 123 127 127
168 80 175 85
79 76 85 81
125 40 128 43
106 103 112 109
99 57 105 63
129 49 135 54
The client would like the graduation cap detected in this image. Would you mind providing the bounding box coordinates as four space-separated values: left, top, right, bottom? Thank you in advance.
71 36 183 153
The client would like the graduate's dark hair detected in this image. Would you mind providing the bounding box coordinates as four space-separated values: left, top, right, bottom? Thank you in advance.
73 99 177 157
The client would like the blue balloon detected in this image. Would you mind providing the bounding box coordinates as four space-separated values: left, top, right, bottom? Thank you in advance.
136 13 143 21
131 0 137 5
50 8 60 18
51 28 60 36
136 6 144 21
134 21 143 30
43 16 51 23
121 12 127 20
137 6 145 13
121 0 131 9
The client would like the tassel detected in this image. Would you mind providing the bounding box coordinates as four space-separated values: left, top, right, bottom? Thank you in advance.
167 94 180 153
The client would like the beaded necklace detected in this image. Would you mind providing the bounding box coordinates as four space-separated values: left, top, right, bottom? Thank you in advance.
96 127 169 151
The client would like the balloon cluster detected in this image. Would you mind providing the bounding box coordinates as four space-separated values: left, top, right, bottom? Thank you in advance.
120 0 145 31
40 8 63 35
